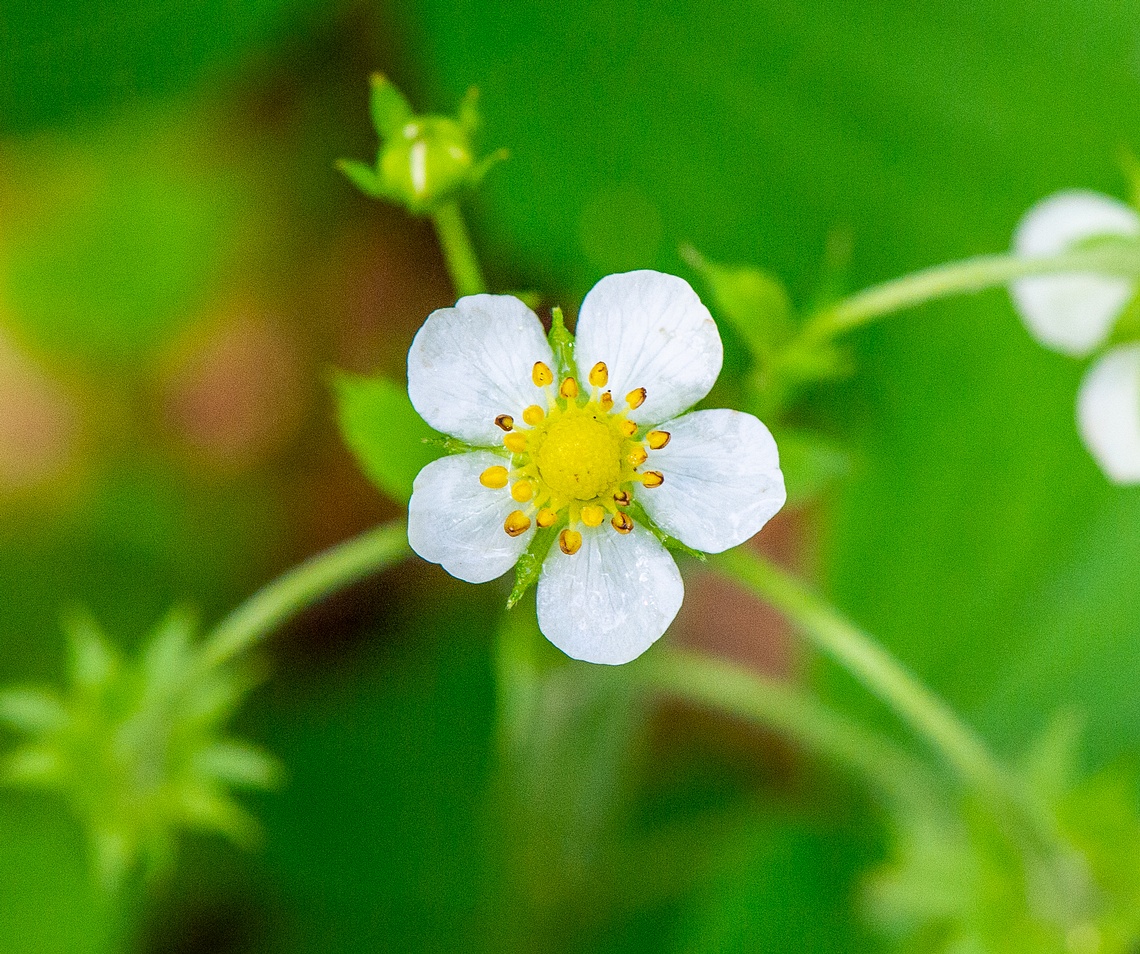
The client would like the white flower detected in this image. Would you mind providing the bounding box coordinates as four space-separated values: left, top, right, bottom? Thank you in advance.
406 270 786 665
1076 344 1140 485
1010 190 1140 485
1010 190 1140 356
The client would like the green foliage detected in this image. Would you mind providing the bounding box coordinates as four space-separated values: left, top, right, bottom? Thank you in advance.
333 372 445 504
0 610 279 892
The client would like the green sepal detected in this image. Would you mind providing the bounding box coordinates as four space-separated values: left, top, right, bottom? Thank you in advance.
422 435 487 455
548 306 578 380
335 158 386 200
333 372 444 504
627 499 707 562
682 244 795 358
457 85 482 135
507 527 557 609
369 72 414 137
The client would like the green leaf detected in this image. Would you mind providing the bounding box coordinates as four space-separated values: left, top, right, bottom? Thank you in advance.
774 429 854 508
683 245 794 358
333 373 444 504
1 744 67 788
62 611 119 693
368 72 413 137
0 688 69 734
139 607 196 701
193 740 284 790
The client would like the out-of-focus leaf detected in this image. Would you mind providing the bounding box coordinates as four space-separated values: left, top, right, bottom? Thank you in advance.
774 429 854 508
333 372 444 504
0 688 69 734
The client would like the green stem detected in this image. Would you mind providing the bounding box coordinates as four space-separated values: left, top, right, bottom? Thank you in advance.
804 242 1140 341
710 548 1038 821
635 648 936 809
199 520 411 670
431 200 488 297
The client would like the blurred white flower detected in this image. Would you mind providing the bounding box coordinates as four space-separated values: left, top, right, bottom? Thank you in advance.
1011 190 1139 356
406 270 786 665
1011 191 1140 484
1077 344 1140 484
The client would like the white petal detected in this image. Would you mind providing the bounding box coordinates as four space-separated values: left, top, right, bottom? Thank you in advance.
408 451 532 583
575 271 723 426
1076 344 1140 485
407 294 555 444
536 523 683 665
1010 190 1140 356
635 409 786 553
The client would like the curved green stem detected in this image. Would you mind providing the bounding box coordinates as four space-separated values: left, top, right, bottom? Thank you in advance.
431 200 488 297
804 242 1140 341
710 548 1051 833
200 520 411 670
635 648 936 809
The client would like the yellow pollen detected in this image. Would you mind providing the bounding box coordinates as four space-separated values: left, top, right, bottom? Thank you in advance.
532 411 622 500
559 529 582 555
611 512 634 534
588 362 609 387
626 387 646 409
628 446 648 467
641 470 664 488
560 377 579 400
479 465 509 489
581 504 605 527
522 404 545 426
613 489 631 507
495 414 514 431
504 432 528 454
533 362 553 387
511 480 534 502
536 507 558 528
647 430 671 449
600 391 614 410
504 510 531 537
619 420 638 437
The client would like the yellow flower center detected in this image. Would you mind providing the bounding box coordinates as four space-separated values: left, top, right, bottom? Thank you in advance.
478 360 669 552
532 410 622 500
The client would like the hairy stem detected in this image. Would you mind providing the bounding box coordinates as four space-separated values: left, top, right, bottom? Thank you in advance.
431 200 488 297
200 520 411 670
635 648 936 809
709 548 1048 831
804 242 1140 341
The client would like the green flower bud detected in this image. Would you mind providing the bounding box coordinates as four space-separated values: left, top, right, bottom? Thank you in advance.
339 75 506 215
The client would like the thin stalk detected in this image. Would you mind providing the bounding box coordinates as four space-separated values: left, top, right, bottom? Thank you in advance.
431 200 488 297
635 648 936 809
199 520 411 670
804 242 1140 341
710 548 1051 834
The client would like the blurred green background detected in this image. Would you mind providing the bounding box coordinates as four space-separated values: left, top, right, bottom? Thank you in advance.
2 0 1139 951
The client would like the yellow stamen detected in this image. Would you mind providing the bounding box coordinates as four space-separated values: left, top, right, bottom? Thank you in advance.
626 387 646 409
588 362 609 387
560 377 579 400
479 465 509 489
504 432 528 454
533 361 553 387
495 414 514 431
647 430 671 449
511 480 534 502
613 489 631 507
640 470 664 488
619 420 637 437
628 446 648 467
559 529 582 555
581 504 605 527
600 391 614 411
504 510 531 537
536 507 558 529
522 404 545 426
611 512 634 534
